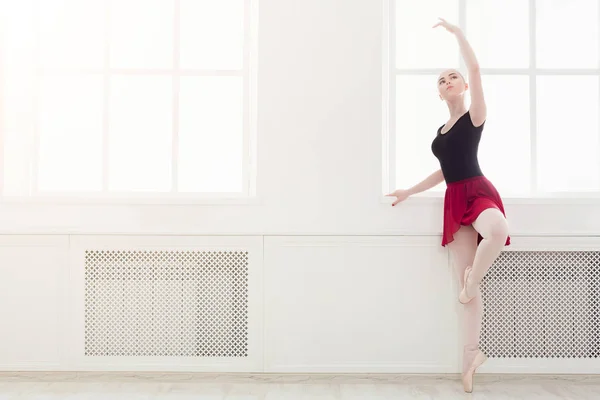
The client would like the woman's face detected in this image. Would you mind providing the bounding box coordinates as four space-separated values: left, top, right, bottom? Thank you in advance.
437 69 468 101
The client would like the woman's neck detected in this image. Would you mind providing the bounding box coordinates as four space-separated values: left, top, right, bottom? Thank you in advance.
446 99 467 119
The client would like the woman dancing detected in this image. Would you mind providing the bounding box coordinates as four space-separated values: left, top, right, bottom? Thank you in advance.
387 18 510 393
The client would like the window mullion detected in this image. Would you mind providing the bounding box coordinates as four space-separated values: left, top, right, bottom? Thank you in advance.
31 0 41 195
529 0 537 194
242 0 250 195
171 0 180 193
598 0 600 191
247 0 258 196
385 0 396 194
102 0 111 192
458 0 466 72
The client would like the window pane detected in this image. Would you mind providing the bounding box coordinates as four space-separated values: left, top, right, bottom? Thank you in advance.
39 0 105 69
2 0 36 69
395 75 448 191
537 76 599 192
536 0 599 68
38 75 103 192
110 0 173 69
180 0 244 70
2 1 37 195
466 0 529 68
395 0 459 69
109 76 172 192
2 73 35 196
476 76 530 195
179 77 243 192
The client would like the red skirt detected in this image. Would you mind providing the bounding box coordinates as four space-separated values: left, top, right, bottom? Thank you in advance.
442 175 511 247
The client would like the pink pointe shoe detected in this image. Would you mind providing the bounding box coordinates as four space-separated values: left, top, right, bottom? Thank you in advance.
462 350 487 393
459 267 479 304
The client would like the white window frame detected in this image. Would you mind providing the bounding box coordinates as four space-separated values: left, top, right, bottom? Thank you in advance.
383 0 600 203
0 0 258 205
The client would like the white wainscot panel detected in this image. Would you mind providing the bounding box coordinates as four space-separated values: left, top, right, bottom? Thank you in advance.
264 236 459 373
0 235 69 370
480 236 600 374
66 235 263 372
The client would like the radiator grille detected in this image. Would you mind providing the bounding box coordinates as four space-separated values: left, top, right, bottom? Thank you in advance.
85 250 249 357
480 251 599 358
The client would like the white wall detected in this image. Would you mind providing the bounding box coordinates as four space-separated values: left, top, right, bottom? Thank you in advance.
0 0 599 375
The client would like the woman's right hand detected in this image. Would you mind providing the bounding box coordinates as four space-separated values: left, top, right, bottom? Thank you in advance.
386 189 411 206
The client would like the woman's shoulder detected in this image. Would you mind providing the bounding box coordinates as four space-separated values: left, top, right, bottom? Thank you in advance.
466 109 486 129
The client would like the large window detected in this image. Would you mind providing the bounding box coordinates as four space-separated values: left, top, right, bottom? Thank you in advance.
0 0 257 200
384 0 600 197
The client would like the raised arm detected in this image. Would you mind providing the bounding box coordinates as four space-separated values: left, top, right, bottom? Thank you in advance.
433 18 486 127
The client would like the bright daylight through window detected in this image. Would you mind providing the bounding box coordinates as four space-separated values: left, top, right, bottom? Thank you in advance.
0 0 256 200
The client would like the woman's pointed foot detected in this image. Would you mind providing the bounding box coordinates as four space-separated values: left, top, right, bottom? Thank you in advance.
462 350 487 393
459 266 479 304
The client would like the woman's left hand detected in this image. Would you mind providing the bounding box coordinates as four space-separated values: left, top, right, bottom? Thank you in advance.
432 17 461 35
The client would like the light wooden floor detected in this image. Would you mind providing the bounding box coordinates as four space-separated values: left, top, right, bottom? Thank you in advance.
0 373 598 399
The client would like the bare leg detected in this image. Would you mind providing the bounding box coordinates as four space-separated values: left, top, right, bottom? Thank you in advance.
448 225 483 375
464 208 509 297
